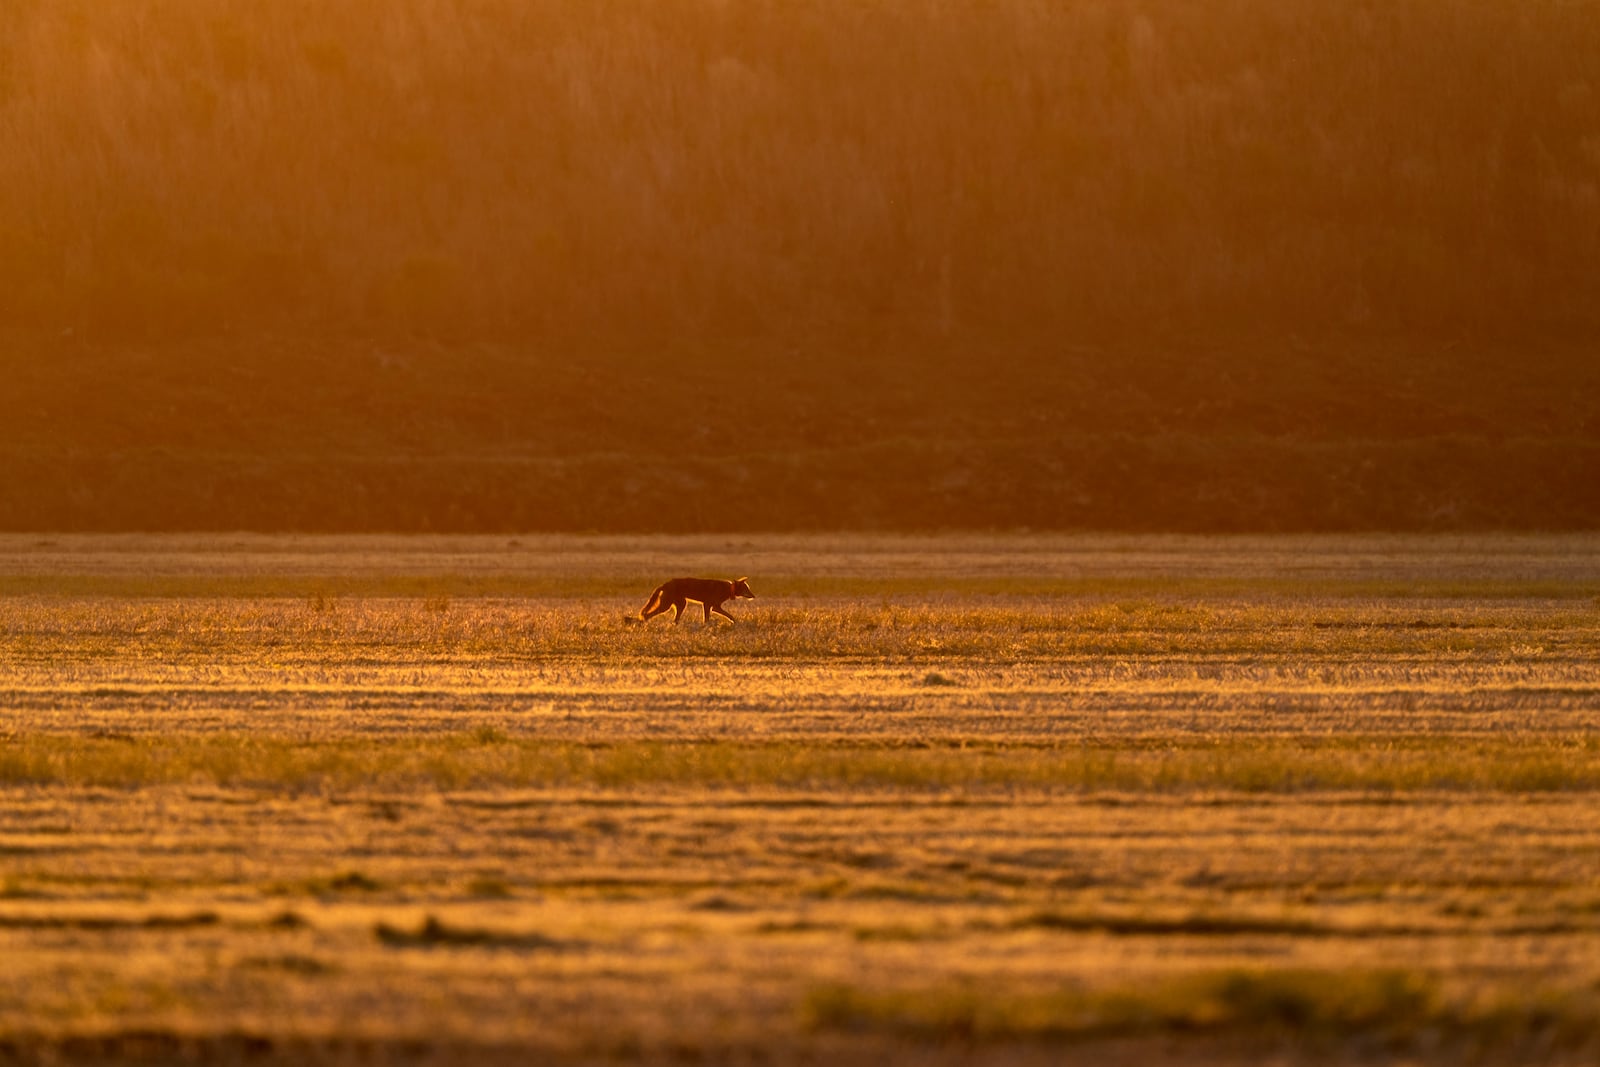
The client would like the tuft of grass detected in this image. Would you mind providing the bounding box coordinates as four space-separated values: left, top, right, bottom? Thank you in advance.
464 875 514 899
289 871 383 896
0 911 220 931
238 954 338 976
468 724 510 746
374 914 566 951
852 924 943 942
1005 909 1333 938
0 877 43 900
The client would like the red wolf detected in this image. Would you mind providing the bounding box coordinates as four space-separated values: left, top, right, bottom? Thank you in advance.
637 577 755 624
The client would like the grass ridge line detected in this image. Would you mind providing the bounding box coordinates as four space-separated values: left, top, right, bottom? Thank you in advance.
3 735 1599 794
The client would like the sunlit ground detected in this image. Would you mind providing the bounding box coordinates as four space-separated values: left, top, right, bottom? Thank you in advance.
2 534 1599 1065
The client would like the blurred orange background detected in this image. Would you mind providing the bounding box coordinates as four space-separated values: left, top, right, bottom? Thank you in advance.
3 0 1597 530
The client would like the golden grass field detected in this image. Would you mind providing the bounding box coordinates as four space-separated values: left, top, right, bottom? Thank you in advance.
3 533 1600 1065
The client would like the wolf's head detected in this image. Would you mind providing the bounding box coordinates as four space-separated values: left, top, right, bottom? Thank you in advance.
732 577 755 599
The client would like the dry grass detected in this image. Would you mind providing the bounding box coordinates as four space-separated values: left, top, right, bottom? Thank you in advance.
3 735 1600 795
800 967 1600 1043
3 535 1600 1064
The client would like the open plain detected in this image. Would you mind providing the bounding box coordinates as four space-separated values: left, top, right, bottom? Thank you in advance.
2 533 1600 1065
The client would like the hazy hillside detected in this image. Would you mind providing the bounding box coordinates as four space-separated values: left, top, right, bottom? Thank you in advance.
9 330 1596 531
3 0 1597 531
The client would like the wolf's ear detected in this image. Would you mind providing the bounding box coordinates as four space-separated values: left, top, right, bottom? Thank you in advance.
736 577 748 583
